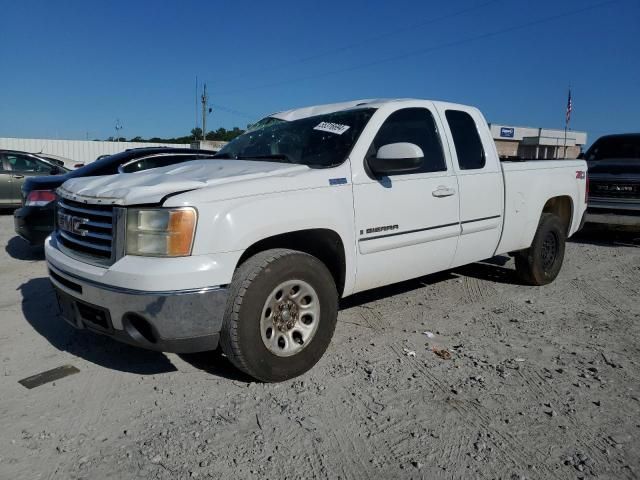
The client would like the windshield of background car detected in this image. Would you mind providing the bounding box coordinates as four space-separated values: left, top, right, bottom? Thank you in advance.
120 154 215 173
215 108 376 168
66 150 181 178
66 151 128 178
586 136 640 161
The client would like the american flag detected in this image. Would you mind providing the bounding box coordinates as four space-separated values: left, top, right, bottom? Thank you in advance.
566 89 572 125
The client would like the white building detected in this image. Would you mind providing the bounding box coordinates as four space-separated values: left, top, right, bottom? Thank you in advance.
0 137 191 165
489 124 587 160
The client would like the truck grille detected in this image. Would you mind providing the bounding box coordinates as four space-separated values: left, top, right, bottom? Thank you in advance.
590 180 639 199
56 198 115 260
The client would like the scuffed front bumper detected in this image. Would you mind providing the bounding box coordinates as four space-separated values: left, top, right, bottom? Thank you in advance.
48 262 228 354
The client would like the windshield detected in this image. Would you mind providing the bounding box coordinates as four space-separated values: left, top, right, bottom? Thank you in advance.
214 108 375 168
66 151 129 178
586 136 640 161
247 116 286 132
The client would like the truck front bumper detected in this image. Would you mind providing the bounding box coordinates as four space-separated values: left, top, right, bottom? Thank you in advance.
585 199 640 227
48 263 228 353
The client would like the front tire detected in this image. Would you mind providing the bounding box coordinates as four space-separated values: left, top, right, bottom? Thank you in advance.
515 213 566 286
220 249 338 382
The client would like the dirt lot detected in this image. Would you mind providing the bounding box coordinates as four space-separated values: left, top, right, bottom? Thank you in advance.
1 214 639 480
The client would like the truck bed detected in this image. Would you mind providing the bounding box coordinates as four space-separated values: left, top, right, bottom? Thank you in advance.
496 159 587 255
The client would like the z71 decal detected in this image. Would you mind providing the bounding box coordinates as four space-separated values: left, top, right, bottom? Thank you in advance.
576 170 586 179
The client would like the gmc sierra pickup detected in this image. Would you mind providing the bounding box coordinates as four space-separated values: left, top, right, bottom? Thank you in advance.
45 99 588 382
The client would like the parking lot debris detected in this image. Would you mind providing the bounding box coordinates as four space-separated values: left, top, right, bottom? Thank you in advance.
433 348 452 360
422 331 435 338
402 348 416 357
18 365 80 389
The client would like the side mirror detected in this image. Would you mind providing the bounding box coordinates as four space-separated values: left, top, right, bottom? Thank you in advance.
368 142 424 176
49 166 61 175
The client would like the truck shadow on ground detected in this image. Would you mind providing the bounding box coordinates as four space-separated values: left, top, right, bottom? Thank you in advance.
341 255 520 309
6 236 45 261
569 225 640 247
340 271 456 309
178 351 255 383
453 255 524 286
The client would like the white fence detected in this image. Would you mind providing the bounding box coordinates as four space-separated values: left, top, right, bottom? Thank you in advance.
0 138 191 165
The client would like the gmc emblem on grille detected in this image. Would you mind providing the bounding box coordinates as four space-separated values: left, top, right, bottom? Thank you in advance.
58 212 90 236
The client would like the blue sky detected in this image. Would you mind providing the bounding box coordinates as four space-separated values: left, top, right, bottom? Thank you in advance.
1 0 638 144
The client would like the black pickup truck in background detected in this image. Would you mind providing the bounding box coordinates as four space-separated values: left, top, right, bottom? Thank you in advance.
584 133 640 226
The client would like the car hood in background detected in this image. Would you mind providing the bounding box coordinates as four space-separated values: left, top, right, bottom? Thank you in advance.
57 159 336 205
22 173 71 192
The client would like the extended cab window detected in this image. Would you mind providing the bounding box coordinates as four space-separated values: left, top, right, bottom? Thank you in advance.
445 110 486 170
370 108 446 174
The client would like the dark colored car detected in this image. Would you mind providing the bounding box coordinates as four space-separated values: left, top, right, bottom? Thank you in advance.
583 134 640 226
1 150 69 208
14 147 218 245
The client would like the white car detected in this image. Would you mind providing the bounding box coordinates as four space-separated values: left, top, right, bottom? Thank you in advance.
45 98 588 382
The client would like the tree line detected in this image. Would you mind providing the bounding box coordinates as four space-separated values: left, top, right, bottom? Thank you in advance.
106 127 246 144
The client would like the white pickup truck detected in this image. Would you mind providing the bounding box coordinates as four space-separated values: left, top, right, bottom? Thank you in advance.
45 99 588 382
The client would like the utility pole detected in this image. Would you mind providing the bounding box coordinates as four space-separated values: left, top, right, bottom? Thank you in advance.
115 119 123 143
195 76 199 138
201 83 208 141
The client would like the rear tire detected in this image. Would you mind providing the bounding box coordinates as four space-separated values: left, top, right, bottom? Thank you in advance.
515 213 566 286
220 248 338 382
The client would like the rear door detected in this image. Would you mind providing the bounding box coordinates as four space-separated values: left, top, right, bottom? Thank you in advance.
352 105 460 292
435 106 504 267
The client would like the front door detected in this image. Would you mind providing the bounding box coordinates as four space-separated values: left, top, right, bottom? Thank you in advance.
4 153 54 204
352 106 460 293
0 156 16 206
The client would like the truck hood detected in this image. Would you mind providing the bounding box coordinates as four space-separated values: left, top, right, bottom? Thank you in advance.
57 159 320 205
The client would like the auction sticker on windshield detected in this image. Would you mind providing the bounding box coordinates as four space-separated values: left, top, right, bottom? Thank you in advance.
313 122 351 135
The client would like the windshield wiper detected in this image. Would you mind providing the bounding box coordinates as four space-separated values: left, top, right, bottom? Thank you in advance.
236 154 293 163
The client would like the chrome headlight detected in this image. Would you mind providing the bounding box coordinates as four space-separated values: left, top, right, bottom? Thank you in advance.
126 207 197 257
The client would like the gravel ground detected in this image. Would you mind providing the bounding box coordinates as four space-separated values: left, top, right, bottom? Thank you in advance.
1 213 639 480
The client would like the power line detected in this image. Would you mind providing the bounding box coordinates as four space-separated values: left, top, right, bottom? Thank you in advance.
214 0 619 97
208 0 501 88
207 103 258 121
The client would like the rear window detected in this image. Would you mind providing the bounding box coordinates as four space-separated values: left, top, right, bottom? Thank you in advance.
586 136 640 161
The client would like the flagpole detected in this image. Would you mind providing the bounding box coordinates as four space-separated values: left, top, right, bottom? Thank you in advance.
563 86 571 158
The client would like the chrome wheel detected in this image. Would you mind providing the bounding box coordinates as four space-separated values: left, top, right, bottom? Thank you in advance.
260 279 320 357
